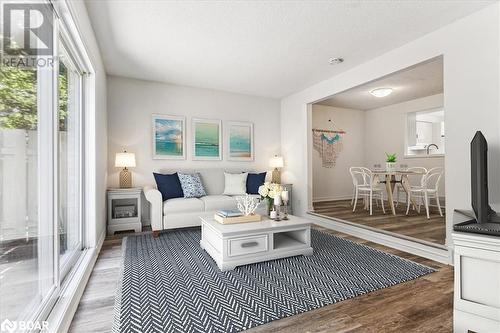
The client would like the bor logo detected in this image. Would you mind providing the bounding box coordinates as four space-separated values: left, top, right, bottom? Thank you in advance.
0 319 16 333
0 319 49 332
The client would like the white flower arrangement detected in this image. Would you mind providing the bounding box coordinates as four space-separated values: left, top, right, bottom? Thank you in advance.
258 182 283 211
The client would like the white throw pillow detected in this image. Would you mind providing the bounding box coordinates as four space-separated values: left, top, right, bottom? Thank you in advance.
223 172 248 195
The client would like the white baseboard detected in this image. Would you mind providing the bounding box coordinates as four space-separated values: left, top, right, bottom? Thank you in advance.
313 195 446 210
307 212 452 265
47 229 106 333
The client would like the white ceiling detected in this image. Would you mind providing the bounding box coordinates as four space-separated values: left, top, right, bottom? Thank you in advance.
317 57 443 110
84 1 492 98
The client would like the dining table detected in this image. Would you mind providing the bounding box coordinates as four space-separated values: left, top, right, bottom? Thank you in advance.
370 169 426 215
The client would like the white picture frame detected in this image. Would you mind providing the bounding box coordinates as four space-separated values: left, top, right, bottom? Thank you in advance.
192 118 222 161
152 114 186 160
226 121 254 161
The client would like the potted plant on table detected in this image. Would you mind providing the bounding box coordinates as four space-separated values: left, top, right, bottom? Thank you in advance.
258 182 282 216
385 153 397 171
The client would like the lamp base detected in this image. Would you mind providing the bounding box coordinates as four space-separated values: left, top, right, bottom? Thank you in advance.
271 168 281 184
119 168 132 188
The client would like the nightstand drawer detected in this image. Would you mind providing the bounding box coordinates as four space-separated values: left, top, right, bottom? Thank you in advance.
228 234 268 257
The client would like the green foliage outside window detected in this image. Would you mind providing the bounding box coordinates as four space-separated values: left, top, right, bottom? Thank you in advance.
0 63 68 131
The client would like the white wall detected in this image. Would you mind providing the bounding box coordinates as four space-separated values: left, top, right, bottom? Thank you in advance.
107 75 281 189
70 1 108 245
281 3 500 250
312 105 365 201
364 94 445 196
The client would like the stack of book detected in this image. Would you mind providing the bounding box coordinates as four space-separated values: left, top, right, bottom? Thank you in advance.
216 209 243 218
214 209 261 224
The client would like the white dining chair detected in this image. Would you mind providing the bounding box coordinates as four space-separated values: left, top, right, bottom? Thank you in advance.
349 167 368 206
394 167 427 207
352 168 385 215
406 167 444 219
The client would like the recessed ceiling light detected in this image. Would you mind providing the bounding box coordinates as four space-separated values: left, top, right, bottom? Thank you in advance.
329 57 344 65
370 88 393 97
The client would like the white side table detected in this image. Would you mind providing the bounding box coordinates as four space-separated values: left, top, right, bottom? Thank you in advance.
107 187 142 235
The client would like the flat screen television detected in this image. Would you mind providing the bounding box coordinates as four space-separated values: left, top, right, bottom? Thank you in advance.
470 131 495 223
454 131 500 236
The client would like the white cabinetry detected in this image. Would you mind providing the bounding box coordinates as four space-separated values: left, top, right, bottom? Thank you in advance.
453 232 500 333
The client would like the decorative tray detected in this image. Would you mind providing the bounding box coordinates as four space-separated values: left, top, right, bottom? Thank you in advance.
214 214 262 225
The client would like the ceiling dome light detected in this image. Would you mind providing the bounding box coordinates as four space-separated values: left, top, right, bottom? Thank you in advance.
370 88 393 97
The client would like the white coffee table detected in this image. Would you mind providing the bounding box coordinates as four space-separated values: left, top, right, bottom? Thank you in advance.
199 214 314 271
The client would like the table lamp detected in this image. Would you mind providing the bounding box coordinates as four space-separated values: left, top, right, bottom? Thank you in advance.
269 155 284 184
115 151 136 188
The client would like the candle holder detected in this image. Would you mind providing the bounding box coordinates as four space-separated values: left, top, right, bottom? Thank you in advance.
274 203 281 221
282 199 289 220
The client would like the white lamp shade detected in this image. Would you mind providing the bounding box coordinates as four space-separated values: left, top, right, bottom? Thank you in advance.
115 152 136 168
269 155 284 168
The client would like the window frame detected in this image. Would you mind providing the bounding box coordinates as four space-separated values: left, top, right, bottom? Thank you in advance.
52 0 93 290
27 0 97 326
56 39 85 281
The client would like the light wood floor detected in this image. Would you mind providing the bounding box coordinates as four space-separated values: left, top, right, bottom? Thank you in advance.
313 199 446 245
69 226 452 333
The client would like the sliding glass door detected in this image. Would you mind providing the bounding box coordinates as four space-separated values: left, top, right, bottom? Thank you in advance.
0 1 87 324
0 64 56 323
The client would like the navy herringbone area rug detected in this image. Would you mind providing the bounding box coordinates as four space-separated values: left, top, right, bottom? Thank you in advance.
113 229 434 333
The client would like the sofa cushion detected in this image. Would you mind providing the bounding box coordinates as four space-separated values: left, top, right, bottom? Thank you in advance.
223 172 248 195
163 197 204 214
178 173 207 198
246 172 267 194
197 169 225 195
200 195 237 211
153 172 184 201
158 169 256 195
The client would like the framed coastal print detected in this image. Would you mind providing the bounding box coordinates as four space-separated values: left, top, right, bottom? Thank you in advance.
227 121 254 161
152 114 186 159
192 118 222 160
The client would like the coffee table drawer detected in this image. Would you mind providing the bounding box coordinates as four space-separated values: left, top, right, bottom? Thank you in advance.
228 234 268 257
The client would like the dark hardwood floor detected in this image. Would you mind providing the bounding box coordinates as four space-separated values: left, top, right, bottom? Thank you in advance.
313 199 446 245
69 226 452 333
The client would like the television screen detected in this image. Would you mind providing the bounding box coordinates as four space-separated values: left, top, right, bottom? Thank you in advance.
470 131 492 223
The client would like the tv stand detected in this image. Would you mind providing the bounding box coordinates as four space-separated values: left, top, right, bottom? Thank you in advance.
452 230 500 332
453 209 500 236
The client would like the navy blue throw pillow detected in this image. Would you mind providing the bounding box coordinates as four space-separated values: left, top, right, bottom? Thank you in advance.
246 172 267 194
153 172 184 201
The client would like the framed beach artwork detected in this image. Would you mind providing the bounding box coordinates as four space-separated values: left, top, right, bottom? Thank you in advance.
227 121 254 161
192 118 222 160
152 114 186 159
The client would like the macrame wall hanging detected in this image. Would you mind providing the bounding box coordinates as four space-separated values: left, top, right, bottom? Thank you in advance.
312 120 346 168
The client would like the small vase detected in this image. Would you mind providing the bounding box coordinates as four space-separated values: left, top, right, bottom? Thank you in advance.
266 198 274 216
386 162 396 171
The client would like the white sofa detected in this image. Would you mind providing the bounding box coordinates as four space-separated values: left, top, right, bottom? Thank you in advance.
144 169 267 235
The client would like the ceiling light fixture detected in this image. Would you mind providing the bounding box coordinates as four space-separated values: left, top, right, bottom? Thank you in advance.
370 88 393 97
329 57 344 65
